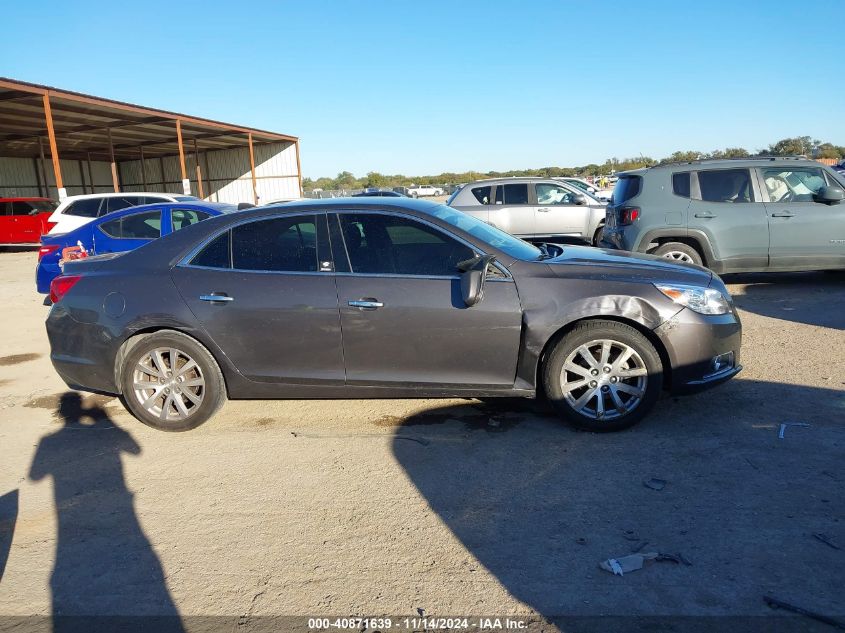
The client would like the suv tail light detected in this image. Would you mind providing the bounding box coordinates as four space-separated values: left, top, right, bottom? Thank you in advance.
619 206 641 225
38 244 61 261
50 275 81 304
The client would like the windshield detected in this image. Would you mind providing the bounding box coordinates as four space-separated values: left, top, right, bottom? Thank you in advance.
431 205 541 261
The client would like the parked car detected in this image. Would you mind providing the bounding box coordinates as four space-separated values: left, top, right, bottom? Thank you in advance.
560 177 613 202
448 177 607 244
0 197 57 245
600 157 845 272
351 190 407 197
37 202 237 294
47 198 741 433
407 185 444 197
831 160 845 176
47 192 199 235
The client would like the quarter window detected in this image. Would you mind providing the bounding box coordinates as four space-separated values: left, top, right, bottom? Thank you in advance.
495 183 529 205
698 169 754 203
762 167 827 203
339 214 474 276
471 185 492 205
99 210 162 239
231 216 318 272
65 198 102 218
672 173 691 198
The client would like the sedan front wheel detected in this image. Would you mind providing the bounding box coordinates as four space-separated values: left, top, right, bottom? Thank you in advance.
543 320 663 431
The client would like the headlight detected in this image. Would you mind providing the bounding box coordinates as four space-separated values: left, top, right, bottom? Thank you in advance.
654 283 731 315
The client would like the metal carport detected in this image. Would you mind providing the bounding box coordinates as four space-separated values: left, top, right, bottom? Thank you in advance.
0 78 301 204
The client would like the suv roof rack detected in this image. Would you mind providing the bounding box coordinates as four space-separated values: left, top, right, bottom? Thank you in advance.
655 155 811 168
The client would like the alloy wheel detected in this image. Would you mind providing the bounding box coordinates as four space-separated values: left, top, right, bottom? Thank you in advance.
661 250 695 263
559 339 648 421
132 347 205 422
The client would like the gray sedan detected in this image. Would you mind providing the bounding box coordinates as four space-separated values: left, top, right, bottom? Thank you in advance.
46 198 741 432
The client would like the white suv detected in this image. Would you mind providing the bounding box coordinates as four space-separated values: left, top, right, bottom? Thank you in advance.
47 192 198 235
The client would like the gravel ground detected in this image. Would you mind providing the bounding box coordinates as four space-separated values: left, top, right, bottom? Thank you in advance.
0 248 843 631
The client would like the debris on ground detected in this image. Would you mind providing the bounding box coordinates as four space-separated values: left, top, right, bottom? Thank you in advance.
599 551 691 576
812 533 841 551
643 478 667 491
764 595 845 630
778 422 810 439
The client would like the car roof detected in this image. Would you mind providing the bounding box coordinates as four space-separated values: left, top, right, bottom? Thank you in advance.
93 201 238 221
60 191 189 201
276 196 443 214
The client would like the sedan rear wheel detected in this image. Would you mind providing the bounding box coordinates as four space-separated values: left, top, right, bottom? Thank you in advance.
119 331 226 431
543 321 663 431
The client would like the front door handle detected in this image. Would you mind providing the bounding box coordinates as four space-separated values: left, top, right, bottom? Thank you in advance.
537 207 550 213
694 212 716 218
348 299 383 309
200 294 234 303
771 211 795 218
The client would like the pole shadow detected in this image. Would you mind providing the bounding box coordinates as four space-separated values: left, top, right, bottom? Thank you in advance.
391 380 845 627
28 392 183 632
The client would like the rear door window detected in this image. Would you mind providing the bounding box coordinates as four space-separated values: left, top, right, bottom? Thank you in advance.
495 183 529 205
231 216 318 272
65 198 102 218
672 173 691 198
610 176 642 204
10 201 35 215
698 169 754 203
105 196 145 214
99 210 162 239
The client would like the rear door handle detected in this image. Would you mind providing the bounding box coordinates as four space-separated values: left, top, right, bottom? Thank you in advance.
348 299 383 309
200 294 234 303
537 207 550 213
694 212 716 218
771 211 795 218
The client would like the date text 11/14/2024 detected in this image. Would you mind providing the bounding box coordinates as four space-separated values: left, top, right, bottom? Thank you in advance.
307 617 529 630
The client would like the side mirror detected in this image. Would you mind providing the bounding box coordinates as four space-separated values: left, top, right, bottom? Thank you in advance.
573 193 588 206
815 185 844 205
457 254 496 307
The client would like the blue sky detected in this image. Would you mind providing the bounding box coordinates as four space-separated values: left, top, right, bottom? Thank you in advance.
3 0 842 177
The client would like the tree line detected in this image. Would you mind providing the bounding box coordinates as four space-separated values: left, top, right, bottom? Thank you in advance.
303 136 845 192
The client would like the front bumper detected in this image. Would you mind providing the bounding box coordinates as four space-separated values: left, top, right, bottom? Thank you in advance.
653 307 742 394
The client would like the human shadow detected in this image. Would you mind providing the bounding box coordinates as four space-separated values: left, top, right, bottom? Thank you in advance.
0 489 18 582
392 380 845 628
725 270 845 329
28 392 183 632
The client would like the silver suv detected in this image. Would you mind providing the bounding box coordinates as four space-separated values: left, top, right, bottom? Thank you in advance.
447 177 607 244
600 157 845 273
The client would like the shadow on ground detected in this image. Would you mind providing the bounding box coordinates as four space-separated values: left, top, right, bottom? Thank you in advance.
27 392 183 632
726 271 845 329
0 489 18 582
391 379 845 625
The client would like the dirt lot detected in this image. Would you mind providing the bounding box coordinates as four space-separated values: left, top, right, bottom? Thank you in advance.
0 248 843 631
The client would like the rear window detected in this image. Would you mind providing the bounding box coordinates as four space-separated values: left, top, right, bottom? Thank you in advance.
672 173 691 198
65 198 102 218
611 176 642 204
471 186 492 205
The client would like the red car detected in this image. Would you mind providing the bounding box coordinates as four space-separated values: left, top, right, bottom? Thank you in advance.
0 197 58 245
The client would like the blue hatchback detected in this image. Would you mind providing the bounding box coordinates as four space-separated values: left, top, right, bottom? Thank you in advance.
37 201 237 293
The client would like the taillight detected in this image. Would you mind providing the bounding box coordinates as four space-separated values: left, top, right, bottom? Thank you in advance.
38 244 61 261
619 206 641 225
50 275 81 304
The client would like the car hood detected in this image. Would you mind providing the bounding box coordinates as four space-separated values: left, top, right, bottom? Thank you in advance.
543 245 713 286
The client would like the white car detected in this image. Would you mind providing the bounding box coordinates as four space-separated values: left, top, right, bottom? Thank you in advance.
407 185 444 198
47 192 198 235
560 178 613 202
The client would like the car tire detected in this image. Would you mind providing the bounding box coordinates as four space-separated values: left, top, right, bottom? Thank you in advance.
653 242 702 266
593 225 605 246
543 320 663 432
118 330 226 432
